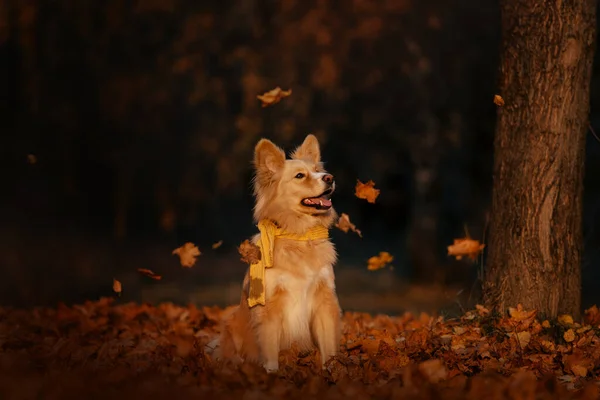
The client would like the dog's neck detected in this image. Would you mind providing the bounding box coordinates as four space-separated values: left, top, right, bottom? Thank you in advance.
254 209 336 236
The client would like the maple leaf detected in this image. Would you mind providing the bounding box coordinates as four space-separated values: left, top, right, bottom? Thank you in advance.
172 242 201 268
238 239 261 265
508 304 537 323
112 278 122 295
335 213 362 237
447 237 485 261
355 180 380 203
211 240 223 249
137 268 162 280
367 251 393 271
558 314 574 326
493 94 505 107
256 87 292 107
509 331 532 349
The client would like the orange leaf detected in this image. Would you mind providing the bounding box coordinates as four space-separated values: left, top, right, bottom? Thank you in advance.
112 278 122 295
335 213 362 237
256 87 292 107
355 180 380 203
137 268 162 280
367 251 393 271
172 242 201 268
447 237 485 261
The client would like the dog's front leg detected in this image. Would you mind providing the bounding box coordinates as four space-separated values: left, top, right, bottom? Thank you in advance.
253 290 286 373
311 282 342 369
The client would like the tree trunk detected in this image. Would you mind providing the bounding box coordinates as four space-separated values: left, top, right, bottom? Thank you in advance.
483 0 596 319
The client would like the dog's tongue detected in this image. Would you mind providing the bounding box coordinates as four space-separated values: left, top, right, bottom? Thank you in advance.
303 197 332 207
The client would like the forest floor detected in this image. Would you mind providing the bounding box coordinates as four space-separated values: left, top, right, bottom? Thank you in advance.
1 298 600 400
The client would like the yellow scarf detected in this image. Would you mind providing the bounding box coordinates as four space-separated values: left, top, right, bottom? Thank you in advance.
247 219 329 308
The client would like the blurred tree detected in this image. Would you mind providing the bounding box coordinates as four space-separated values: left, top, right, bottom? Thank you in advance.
483 0 597 318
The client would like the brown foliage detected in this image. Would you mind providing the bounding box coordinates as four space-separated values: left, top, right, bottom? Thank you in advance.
1 300 599 398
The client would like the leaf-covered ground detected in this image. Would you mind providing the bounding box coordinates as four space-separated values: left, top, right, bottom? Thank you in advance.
1 299 600 399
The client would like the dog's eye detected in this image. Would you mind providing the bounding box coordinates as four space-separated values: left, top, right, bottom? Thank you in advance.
294 173 305 179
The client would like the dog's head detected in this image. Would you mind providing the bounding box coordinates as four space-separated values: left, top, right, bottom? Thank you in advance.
252 134 336 232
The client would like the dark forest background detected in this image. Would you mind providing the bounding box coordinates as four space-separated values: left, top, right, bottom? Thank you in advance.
1 0 600 314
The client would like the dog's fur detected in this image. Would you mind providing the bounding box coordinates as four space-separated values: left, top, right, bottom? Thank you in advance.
208 134 342 373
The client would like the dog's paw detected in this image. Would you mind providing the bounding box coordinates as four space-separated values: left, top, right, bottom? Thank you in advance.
263 361 279 374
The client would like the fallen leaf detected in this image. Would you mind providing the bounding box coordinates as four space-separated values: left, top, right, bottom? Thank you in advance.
558 314 574 326
542 320 551 328
510 331 531 349
112 279 122 295
335 213 362 237
211 240 223 249
27 154 37 164
493 94 504 106
355 180 380 203
256 87 292 107
418 359 448 383
584 305 600 326
172 243 201 268
137 268 162 280
238 239 261 265
447 237 485 261
367 251 393 271
563 329 576 343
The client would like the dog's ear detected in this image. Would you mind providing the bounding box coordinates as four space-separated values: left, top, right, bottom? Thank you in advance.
254 139 286 174
290 134 320 164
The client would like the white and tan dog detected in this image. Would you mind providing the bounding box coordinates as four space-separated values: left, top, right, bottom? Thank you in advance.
207 134 341 373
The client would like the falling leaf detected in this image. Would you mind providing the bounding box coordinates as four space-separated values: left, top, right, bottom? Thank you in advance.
256 87 292 107
447 237 485 261
367 251 393 271
355 180 380 203
137 268 162 280
238 240 261 265
112 279 122 295
27 154 37 164
493 94 504 106
211 240 223 250
563 329 576 343
172 242 201 268
335 213 362 237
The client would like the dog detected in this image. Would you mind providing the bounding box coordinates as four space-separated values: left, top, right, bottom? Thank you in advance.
206 134 342 373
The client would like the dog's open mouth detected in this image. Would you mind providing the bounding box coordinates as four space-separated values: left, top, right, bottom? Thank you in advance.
301 188 333 210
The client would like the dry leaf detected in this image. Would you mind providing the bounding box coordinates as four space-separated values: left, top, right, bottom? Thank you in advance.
542 320 551 328
172 242 201 268
335 213 362 237
493 94 504 106
238 239 261 265
211 240 223 249
256 87 292 107
137 268 162 280
510 331 532 349
112 279 122 295
27 154 37 164
418 359 448 383
558 314 574 326
563 329 576 343
367 251 393 271
355 180 380 203
584 305 600 326
447 237 485 261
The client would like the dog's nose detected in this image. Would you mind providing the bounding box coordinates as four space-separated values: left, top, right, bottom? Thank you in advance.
322 174 334 185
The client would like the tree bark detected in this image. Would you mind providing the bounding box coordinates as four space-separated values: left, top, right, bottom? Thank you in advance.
483 0 596 319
